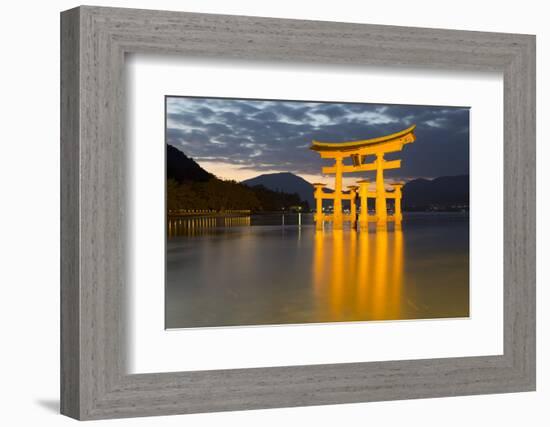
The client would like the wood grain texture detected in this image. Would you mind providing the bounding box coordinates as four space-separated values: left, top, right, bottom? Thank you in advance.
60 6 536 420
60 7 80 419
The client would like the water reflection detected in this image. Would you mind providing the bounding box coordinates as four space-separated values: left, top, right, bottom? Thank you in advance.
167 216 251 238
165 213 469 328
312 228 404 322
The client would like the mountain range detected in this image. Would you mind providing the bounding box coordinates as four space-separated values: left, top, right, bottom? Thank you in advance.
242 172 469 211
166 144 468 211
242 172 315 207
402 175 469 210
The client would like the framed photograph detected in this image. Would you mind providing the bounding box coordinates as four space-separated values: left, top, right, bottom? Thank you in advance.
164 97 470 330
61 6 535 420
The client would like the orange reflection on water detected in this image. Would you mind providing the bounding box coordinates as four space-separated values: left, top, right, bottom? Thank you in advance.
312 227 405 322
329 230 345 317
167 216 251 238
356 230 370 315
312 228 325 298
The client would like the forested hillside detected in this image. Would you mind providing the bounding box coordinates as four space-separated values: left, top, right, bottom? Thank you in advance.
166 145 308 212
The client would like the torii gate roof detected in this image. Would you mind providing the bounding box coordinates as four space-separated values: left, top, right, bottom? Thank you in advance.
310 124 416 153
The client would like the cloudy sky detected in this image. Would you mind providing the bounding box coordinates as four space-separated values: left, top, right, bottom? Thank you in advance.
166 96 469 186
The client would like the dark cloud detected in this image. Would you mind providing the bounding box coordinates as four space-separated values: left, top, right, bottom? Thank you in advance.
166 97 470 180
252 110 278 121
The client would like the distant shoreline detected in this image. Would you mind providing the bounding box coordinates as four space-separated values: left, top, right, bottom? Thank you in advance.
167 209 468 218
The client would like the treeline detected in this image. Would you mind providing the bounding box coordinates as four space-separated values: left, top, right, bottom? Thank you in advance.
167 178 309 212
166 144 309 212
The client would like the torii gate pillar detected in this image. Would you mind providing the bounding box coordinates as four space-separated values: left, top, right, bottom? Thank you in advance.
375 153 387 228
357 180 369 231
347 185 359 228
391 182 404 228
313 183 327 230
333 156 344 230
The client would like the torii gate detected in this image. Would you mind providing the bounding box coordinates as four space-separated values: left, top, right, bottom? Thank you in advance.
310 124 416 230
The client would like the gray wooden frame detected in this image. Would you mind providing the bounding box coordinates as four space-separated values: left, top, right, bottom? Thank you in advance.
60 5 536 420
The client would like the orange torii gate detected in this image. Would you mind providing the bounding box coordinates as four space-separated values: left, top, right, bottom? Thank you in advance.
310 125 416 230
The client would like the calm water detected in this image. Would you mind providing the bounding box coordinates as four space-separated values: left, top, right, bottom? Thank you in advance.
166 213 469 329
